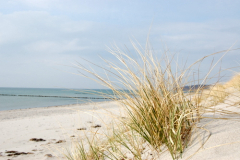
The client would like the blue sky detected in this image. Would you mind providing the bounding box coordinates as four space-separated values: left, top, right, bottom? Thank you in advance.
0 0 239 88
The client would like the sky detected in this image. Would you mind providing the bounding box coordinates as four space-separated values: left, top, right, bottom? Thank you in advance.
0 0 239 89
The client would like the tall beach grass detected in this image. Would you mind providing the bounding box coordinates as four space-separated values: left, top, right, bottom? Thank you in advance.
66 41 240 160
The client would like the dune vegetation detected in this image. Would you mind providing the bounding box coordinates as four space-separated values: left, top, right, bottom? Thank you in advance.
197 73 240 107
225 73 240 89
65 41 240 160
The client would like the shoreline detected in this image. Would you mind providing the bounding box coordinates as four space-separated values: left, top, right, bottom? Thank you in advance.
0 100 116 120
1 99 114 112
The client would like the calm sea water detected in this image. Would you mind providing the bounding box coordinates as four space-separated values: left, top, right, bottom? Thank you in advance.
0 88 116 111
0 85 209 111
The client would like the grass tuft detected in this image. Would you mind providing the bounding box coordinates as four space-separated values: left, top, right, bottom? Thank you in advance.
65 40 240 160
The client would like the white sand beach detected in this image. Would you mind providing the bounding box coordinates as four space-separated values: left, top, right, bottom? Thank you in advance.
0 101 122 160
0 93 240 160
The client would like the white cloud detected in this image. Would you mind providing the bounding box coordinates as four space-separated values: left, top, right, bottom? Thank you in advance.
0 11 97 56
0 8 239 88
151 20 240 53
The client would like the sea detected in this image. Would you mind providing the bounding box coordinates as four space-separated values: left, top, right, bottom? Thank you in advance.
0 85 210 111
0 87 116 111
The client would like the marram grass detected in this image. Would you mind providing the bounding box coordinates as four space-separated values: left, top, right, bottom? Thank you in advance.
225 73 240 89
196 74 240 107
66 41 239 160
199 83 229 106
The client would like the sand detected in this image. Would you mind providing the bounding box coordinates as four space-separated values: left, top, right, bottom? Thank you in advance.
0 92 240 160
0 101 122 160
